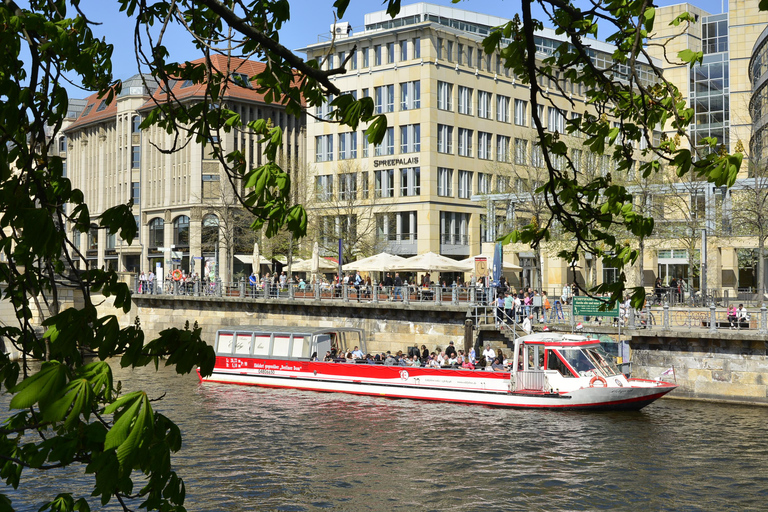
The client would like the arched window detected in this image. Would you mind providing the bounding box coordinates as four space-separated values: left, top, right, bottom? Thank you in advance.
132 115 141 133
201 214 219 253
173 215 190 247
148 218 164 248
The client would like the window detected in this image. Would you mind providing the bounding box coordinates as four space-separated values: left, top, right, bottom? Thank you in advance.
570 112 583 138
437 124 453 154
458 43 464 65
400 40 407 61
315 134 333 162
338 50 345 67
148 218 164 248
230 72 251 88
315 174 333 201
440 212 469 246
446 40 454 61
400 124 421 153
497 175 510 193
514 99 527 126
326 54 334 70
374 127 395 156
339 173 357 200
96 100 107 112
515 138 528 165
131 182 140 201
548 106 566 133
413 37 420 59
361 130 369 158
477 90 491 119
458 86 473 115
437 81 453 111
72 228 81 250
477 173 490 194
437 37 443 59
350 49 357 70
532 144 544 168
375 45 382 65
400 167 420 196
375 169 394 198
361 171 369 199
467 46 474 67
374 85 394 113
362 47 369 67
497 135 510 162
339 132 357 160
131 146 140 168
534 104 544 128
438 167 453 197
400 80 421 110
131 115 141 133
377 211 418 243
387 42 395 64
315 94 334 119
478 131 491 160
202 174 220 199
497 95 510 123
174 216 190 247
458 170 472 199
88 227 98 250
59 136 67 153
571 148 583 173
458 128 473 157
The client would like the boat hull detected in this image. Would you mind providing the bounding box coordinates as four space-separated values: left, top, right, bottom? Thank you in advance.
199 356 676 411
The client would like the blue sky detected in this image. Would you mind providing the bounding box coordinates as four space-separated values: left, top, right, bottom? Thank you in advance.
62 0 727 98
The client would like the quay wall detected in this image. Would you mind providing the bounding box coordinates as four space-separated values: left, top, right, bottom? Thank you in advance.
97 295 768 406
118 295 470 355
628 331 768 406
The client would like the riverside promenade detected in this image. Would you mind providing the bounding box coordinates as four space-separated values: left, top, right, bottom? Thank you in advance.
119 284 768 407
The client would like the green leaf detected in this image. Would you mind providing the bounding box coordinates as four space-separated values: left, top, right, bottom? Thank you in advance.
9 361 67 410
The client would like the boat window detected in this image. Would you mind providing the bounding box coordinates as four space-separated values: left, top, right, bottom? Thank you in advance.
253 335 271 355
291 335 307 358
546 349 577 377
584 347 621 377
273 335 291 357
234 333 252 355
558 348 595 375
217 332 234 353
526 345 542 370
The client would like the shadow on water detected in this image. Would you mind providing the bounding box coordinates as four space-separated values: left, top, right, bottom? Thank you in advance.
4 363 768 511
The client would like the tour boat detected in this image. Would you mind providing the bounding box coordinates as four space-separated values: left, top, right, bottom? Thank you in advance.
198 326 676 411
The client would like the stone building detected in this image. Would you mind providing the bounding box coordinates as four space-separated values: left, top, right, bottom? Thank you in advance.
63 56 305 283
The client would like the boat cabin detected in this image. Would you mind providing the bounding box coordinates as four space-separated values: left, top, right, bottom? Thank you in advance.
214 326 366 360
512 333 623 392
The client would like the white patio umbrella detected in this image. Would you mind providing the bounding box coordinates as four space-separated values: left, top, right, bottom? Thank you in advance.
253 242 260 274
457 255 522 272
292 257 337 272
387 252 465 273
344 252 406 272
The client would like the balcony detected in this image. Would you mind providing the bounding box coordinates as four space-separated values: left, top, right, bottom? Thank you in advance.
440 234 470 256
377 232 418 256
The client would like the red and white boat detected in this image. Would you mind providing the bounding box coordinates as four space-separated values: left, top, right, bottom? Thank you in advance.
198 326 676 411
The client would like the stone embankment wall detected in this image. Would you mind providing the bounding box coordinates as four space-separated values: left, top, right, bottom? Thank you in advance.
111 295 470 355
629 332 768 406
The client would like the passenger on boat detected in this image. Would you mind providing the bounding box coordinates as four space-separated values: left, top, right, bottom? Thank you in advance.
482 345 496 366
366 354 376 364
427 354 440 368
409 355 421 367
491 358 505 371
420 344 429 362
324 351 333 362
352 346 364 359
461 358 475 370
384 351 397 365
436 351 447 366
468 346 476 363
447 353 458 366
445 341 457 358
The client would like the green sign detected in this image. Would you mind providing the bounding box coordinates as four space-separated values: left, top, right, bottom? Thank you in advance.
572 296 619 317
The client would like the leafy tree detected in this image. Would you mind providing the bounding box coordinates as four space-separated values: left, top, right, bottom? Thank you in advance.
1 0 763 510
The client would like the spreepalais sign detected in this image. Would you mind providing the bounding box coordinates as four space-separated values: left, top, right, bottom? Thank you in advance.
372 156 419 168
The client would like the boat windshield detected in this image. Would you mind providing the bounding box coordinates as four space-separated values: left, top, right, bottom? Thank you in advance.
558 348 595 375
584 347 621 377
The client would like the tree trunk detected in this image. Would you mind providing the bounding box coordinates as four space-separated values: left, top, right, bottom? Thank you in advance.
638 236 645 290
759 235 765 308
535 245 544 294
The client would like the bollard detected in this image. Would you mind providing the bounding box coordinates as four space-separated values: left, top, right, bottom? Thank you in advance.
194 280 199 297
403 286 410 305
709 303 717 333
372 281 379 303
174 280 179 296
629 307 635 329
761 306 768 335
435 285 442 305
470 286 476 305
663 302 670 330
289 282 295 300
314 282 320 301
343 283 349 302
452 286 458 305
239 277 246 298
216 279 222 297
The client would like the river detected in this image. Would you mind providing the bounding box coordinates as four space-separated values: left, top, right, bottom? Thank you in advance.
4 363 768 511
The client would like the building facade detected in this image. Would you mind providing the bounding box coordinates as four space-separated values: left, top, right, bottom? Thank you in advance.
301 2 658 290
63 57 305 283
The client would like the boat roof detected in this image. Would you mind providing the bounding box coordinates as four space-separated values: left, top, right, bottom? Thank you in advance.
216 326 364 336
515 332 600 347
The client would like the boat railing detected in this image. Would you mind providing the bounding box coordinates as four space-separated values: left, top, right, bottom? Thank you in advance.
516 370 547 392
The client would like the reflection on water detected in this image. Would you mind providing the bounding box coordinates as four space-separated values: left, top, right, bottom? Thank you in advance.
4 363 768 511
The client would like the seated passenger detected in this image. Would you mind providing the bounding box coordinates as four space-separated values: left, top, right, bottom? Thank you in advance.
324 351 333 362
427 354 441 368
366 354 376 364
351 346 364 359
409 354 421 367
345 351 355 363
491 357 505 372
384 351 397 365
447 354 458 366
461 358 475 370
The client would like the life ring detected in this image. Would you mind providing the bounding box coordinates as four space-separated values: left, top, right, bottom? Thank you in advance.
172 269 182 281
589 375 607 388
